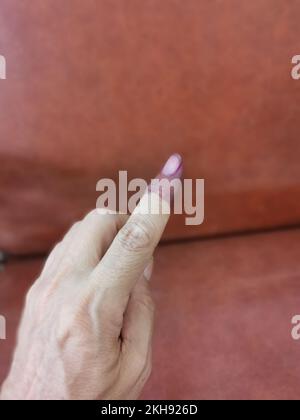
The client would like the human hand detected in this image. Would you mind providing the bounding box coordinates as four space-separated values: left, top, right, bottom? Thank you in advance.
0 154 182 400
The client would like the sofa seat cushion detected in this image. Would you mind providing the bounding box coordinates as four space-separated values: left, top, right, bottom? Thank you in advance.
1 229 300 399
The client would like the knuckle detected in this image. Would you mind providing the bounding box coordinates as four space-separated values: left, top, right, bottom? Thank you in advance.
85 209 98 219
61 222 81 244
87 289 124 333
143 359 152 382
56 305 88 348
25 284 38 306
134 355 152 385
50 242 62 257
118 219 153 252
62 252 77 269
137 293 155 315
83 209 101 224
24 282 44 316
67 221 81 235
134 353 148 376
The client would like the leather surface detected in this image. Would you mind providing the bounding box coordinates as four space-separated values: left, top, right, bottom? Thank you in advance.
1 229 300 399
1 0 300 254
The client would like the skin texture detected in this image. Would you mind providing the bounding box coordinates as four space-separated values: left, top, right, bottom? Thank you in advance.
0 155 182 400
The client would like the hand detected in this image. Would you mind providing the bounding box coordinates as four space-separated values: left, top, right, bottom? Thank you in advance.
0 192 171 400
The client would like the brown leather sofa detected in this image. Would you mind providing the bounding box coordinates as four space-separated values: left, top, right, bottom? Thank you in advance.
1 0 300 399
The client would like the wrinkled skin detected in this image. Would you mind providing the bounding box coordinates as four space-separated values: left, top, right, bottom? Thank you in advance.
1 196 169 400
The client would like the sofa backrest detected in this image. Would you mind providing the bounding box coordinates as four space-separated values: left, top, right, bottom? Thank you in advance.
1 0 300 255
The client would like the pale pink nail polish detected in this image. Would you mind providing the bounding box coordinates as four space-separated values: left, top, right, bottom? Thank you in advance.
161 153 183 178
148 153 183 204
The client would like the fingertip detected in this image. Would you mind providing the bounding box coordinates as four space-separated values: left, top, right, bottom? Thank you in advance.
148 153 183 205
160 153 183 180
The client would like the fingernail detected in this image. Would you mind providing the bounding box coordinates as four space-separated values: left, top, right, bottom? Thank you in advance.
161 153 183 178
143 259 153 281
147 154 183 207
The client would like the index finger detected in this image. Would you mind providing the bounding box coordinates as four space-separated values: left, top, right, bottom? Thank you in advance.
91 153 183 294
